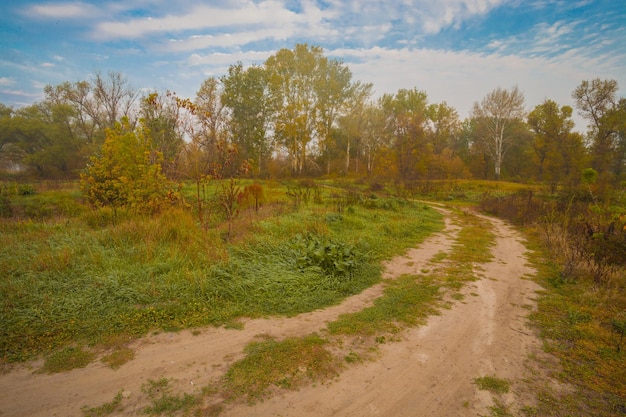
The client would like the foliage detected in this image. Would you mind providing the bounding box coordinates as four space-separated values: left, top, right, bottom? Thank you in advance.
80 118 173 214
470 86 526 180
293 232 363 277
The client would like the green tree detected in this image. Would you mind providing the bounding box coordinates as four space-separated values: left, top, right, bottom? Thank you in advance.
572 79 623 188
221 63 271 176
10 102 84 178
0 104 20 172
471 86 526 180
265 44 358 176
80 118 171 213
425 102 465 179
140 91 184 178
527 99 586 189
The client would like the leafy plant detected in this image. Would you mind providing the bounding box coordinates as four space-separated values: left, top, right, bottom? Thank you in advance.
80 118 173 215
293 232 363 277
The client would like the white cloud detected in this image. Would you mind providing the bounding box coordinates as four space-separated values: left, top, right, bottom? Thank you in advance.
0 77 15 87
330 45 618 130
188 50 274 68
41 62 55 68
92 1 305 40
26 2 98 19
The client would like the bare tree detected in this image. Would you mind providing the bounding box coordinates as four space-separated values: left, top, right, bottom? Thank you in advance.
471 86 525 180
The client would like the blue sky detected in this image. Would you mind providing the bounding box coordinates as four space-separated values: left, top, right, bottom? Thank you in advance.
1 0 624 130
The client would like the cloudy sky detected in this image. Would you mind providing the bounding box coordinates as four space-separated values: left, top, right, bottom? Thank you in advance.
1 0 624 130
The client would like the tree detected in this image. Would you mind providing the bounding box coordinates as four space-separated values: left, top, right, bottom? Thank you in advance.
140 91 185 178
0 104 19 171
361 103 388 178
471 86 526 180
425 102 465 179
221 63 271 176
527 99 585 189
264 44 358 176
10 102 85 178
572 79 624 186
80 118 171 214
381 88 429 181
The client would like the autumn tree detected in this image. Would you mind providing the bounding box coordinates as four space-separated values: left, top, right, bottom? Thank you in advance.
471 86 526 180
424 102 466 179
264 44 359 176
80 118 171 213
572 79 625 187
527 99 585 189
360 103 388 178
381 88 429 181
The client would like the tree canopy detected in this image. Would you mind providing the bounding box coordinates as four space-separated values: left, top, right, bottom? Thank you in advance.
0 44 623 194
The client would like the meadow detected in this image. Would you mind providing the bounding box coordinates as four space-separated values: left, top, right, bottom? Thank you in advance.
0 179 443 363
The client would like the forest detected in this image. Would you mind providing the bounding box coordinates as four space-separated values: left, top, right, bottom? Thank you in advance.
1 44 625 416
0 43 624 193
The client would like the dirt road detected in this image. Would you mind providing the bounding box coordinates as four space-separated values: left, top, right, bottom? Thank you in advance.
0 208 542 416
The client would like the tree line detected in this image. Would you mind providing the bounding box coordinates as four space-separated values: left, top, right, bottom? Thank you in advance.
1 44 624 192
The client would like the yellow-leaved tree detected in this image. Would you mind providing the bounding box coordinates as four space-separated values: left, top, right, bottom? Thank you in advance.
80 117 173 214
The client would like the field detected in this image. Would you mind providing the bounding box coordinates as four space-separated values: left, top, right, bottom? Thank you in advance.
1 179 625 416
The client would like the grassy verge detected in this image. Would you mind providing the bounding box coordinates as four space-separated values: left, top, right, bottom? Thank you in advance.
522 233 626 416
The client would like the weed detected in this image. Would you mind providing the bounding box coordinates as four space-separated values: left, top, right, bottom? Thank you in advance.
142 378 198 416
82 390 124 417
344 351 361 363
42 347 95 374
474 375 510 394
101 348 135 369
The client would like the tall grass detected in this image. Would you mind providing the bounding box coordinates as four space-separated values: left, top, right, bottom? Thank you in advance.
0 184 443 363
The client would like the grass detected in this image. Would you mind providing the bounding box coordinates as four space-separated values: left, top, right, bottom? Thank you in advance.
41 346 95 373
222 333 338 403
142 378 198 415
522 235 626 416
82 390 124 417
474 375 511 394
327 274 441 336
0 181 443 364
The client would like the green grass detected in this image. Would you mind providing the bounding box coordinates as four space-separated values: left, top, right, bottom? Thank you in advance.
327 274 441 336
41 346 95 373
0 182 443 363
222 333 338 403
474 375 511 394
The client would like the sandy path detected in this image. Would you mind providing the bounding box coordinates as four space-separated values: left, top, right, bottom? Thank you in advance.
0 209 541 417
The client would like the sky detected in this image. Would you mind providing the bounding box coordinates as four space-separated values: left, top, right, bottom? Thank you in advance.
1 0 624 131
